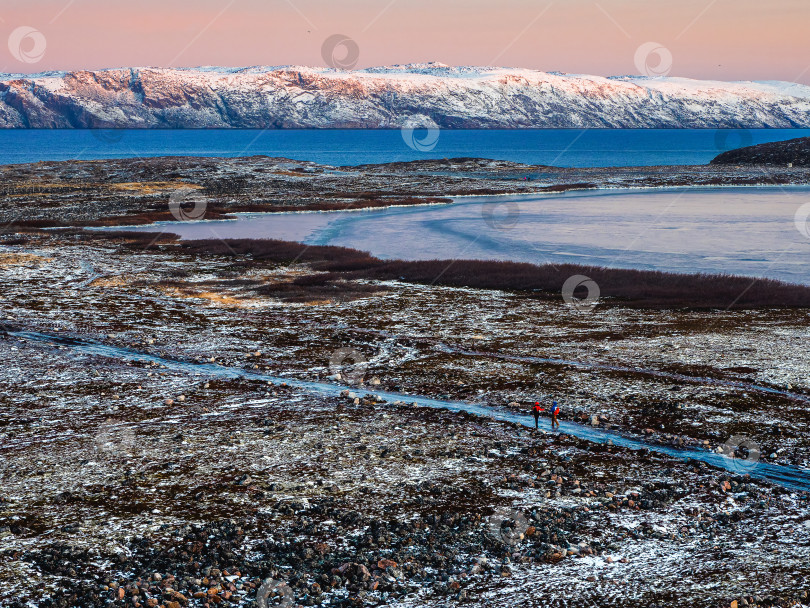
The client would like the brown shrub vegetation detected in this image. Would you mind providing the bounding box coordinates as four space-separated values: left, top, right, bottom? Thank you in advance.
170 238 810 310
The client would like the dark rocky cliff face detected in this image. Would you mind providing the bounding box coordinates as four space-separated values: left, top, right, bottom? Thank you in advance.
710 137 810 167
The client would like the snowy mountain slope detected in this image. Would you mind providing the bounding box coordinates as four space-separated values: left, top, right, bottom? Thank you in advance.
0 63 808 128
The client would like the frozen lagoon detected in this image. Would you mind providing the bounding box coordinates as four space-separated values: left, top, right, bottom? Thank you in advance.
126 186 810 285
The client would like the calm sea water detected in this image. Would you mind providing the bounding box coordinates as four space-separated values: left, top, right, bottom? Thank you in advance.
2 129 810 167
120 187 810 285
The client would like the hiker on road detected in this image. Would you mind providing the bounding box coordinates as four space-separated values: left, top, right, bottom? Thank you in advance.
551 401 560 429
532 402 544 429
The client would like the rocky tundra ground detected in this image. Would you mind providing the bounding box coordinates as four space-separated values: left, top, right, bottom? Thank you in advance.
0 156 809 608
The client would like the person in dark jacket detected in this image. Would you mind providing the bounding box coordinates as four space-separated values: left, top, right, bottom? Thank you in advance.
532 402 544 429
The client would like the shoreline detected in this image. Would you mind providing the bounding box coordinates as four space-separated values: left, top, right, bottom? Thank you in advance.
0 156 810 227
53 231 808 309
84 183 810 296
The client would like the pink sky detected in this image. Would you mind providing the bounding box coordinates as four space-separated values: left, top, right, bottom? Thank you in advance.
1 0 808 83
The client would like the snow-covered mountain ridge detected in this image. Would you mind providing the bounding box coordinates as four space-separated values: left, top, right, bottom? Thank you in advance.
1 63 808 128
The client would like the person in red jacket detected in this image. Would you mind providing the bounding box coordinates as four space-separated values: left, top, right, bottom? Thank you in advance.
551 401 560 429
532 402 544 429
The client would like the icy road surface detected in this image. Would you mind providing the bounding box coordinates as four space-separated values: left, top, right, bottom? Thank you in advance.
12 330 810 493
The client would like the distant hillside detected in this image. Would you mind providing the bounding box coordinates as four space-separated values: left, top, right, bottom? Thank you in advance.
1 64 810 128
710 137 810 166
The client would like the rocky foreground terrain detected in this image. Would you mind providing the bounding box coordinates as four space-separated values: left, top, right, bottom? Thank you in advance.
1 155 809 229
1 155 810 608
712 136 810 167
1 64 810 129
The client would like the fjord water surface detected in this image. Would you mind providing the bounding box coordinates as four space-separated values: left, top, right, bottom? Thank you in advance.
2 129 810 167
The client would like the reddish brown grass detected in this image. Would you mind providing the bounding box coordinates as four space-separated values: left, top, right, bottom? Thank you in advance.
172 238 810 310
